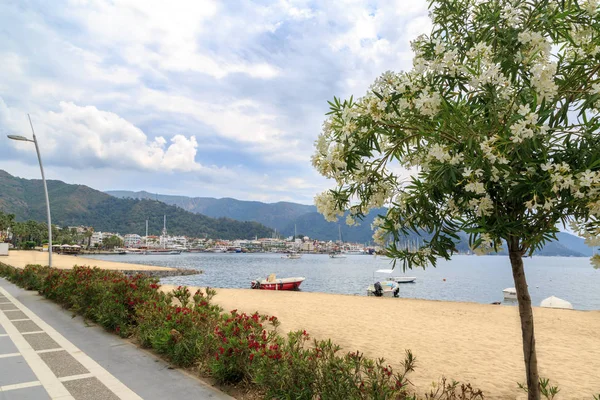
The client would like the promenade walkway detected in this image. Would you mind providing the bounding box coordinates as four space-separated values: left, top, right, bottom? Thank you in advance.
0 278 231 400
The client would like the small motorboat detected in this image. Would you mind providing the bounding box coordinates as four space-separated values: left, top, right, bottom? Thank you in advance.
503 288 517 300
282 252 302 259
145 250 181 255
251 274 305 290
329 251 346 258
366 269 400 297
540 296 573 310
387 276 417 283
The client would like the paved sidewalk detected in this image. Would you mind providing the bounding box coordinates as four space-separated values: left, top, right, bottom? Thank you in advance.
0 278 232 400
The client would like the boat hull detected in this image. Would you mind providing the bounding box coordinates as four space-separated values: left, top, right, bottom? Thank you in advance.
388 277 417 283
251 277 305 291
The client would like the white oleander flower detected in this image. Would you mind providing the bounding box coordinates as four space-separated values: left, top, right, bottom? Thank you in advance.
465 181 486 195
530 61 558 102
314 191 344 222
415 91 442 117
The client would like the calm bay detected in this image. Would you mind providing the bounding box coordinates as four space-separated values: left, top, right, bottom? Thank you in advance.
82 253 600 310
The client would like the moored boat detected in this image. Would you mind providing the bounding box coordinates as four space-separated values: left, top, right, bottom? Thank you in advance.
367 269 400 297
329 251 346 258
145 249 181 255
503 287 517 300
387 276 417 283
251 274 305 290
282 252 302 259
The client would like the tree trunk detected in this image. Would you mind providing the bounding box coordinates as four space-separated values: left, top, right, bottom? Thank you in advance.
508 238 540 400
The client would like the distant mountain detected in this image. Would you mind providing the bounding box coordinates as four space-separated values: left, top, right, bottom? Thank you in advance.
106 190 316 232
105 189 594 256
0 171 273 240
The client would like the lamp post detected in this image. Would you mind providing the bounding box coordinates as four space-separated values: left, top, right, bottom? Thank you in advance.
7 114 52 268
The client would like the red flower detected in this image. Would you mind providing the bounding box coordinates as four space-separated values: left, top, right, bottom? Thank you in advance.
249 354 254 361
219 347 225 354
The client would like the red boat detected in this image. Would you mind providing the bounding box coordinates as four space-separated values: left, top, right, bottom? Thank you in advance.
251 274 305 290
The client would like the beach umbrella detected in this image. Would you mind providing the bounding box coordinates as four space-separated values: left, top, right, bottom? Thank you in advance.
540 296 573 310
60 244 71 248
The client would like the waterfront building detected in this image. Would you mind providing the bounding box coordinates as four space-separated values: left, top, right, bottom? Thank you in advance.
123 234 142 248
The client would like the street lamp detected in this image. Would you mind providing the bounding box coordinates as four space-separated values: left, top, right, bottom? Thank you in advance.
7 114 52 268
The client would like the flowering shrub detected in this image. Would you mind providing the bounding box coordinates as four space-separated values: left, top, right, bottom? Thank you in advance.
250 330 415 399
0 264 487 398
37 266 161 337
208 310 280 384
136 286 222 367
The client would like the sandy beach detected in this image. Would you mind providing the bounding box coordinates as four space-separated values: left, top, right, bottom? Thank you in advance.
181 287 599 400
1 250 175 271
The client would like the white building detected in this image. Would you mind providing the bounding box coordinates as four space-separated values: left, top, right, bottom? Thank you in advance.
90 232 122 247
90 232 104 247
123 234 142 248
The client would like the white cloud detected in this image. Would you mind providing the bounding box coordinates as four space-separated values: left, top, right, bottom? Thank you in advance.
2 99 204 173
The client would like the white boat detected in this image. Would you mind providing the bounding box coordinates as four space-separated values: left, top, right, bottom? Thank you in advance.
145 249 181 255
208 245 228 253
503 287 517 300
345 249 366 255
366 269 400 297
329 252 346 258
282 252 302 259
387 276 417 283
540 296 573 310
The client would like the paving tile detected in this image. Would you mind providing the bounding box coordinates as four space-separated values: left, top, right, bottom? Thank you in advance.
0 303 19 311
0 336 19 354
2 385 50 400
0 323 6 335
63 377 120 400
11 320 41 333
23 332 60 351
4 310 28 321
0 355 37 386
39 350 89 378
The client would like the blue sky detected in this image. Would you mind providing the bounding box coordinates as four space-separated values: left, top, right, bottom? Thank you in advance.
0 0 430 204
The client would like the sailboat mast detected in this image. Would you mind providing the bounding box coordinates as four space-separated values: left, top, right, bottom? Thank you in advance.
163 215 166 249
145 220 148 248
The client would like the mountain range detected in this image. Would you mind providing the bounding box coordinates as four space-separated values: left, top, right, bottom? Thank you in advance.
0 170 593 256
0 170 272 240
108 190 594 257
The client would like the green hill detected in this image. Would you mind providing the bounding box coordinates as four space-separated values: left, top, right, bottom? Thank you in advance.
0 171 273 239
107 190 316 232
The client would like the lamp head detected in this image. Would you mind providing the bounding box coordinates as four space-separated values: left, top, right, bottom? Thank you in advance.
7 135 32 142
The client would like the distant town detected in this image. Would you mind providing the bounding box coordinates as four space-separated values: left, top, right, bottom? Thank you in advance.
60 225 378 255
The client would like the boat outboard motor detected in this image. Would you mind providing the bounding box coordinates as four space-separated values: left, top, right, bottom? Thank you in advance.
251 280 260 289
393 286 400 297
373 281 384 297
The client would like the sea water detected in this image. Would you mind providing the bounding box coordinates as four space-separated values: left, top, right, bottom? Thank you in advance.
82 253 600 310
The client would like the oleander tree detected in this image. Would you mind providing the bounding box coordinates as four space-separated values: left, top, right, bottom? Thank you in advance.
312 1 600 398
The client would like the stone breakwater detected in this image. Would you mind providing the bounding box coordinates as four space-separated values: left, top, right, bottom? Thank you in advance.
119 268 201 278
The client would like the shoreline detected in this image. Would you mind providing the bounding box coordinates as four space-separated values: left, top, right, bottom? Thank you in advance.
0 250 200 277
161 285 600 399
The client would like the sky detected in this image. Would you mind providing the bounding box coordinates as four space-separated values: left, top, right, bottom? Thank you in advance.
0 0 431 205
